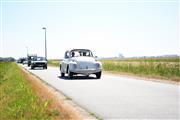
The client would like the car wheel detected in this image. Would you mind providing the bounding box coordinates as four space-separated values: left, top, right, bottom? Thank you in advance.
86 75 89 78
44 65 47 69
60 65 65 77
61 72 65 77
95 71 101 79
31 66 34 69
68 69 73 79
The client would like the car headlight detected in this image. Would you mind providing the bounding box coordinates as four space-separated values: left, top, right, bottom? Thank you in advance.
95 63 101 69
72 64 77 69
72 60 76 62
70 60 77 70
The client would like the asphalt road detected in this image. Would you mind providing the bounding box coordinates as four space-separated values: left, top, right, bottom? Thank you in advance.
22 65 179 119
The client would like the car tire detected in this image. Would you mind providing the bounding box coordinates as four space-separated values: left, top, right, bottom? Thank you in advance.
60 65 65 77
95 71 101 79
31 66 34 69
61 72 65 77
68 69 73 79
44 65 47 69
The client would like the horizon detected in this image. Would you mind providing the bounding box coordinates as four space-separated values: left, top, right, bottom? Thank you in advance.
1 53 179 60
0 0 179 59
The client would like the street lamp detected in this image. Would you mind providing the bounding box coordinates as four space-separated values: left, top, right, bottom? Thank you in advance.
42 27 47 59
26 46 28 56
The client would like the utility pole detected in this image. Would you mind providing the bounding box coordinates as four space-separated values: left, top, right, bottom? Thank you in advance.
42 27 47 59
26 46 28 56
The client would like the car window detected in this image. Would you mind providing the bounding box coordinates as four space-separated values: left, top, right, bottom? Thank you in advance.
70 50 93 57
71 51 80 57
33 57 46 61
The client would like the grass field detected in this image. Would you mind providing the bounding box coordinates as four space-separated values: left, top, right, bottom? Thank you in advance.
48 60 59 67
102 58 180 81
0 62 59 120
48 57 180 81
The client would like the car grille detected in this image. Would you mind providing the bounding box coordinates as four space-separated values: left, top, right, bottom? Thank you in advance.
77 62 95 69
35 62 45 65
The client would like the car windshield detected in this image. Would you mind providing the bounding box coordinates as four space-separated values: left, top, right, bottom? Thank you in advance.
70 49 93 58
33 57 46 61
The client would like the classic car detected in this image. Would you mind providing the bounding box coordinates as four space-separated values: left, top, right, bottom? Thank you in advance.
31 56 47 69
60 49 102 79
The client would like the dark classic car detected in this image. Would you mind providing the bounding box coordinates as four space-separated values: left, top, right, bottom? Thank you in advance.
31 57 47 69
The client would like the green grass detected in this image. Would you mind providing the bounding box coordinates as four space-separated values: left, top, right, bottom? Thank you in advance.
109 57 180 62
48 60 59 67
102 58 180 81
0 62 59 120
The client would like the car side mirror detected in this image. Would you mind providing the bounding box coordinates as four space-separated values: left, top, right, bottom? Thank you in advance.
64 51 70 59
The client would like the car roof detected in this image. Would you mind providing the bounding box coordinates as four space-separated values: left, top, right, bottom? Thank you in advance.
33 56 45 59
36 56 45 58
70 49 91 52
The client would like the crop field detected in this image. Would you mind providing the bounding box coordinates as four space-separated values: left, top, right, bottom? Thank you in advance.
102 58 180 81
0 62 59 119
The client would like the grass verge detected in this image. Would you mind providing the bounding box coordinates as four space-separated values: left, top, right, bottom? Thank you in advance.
0 62 60 120
48 60 59 67
102 59 180 82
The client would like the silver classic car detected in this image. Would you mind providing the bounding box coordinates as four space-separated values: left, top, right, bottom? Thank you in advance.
60 49 102 79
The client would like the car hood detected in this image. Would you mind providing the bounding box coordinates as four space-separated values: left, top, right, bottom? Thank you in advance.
71 57 96 63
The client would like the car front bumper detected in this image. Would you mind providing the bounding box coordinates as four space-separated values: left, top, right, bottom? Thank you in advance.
70 68 101 75
32 63 47 67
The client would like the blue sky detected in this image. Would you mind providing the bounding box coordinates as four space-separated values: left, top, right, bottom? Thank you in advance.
0 0 179 59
